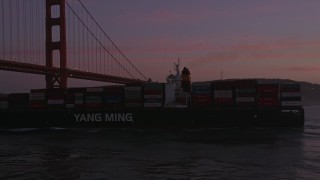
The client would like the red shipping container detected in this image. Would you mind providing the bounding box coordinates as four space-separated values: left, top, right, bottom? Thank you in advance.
214 98 234 106
258 98 280 107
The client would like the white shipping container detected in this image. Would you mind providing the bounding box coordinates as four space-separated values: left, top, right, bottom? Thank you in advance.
281 101 302 106
236 97 255 102
214 90 233 98
47 100 64 105
281 92 301 97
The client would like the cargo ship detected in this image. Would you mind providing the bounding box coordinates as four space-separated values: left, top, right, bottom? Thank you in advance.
0 60 304 128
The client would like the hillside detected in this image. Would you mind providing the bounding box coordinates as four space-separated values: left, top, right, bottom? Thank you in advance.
298 81 320 106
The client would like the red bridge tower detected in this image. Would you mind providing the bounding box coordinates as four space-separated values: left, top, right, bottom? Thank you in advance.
46 0 67 89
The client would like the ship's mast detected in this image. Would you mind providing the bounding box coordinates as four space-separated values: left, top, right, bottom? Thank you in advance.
166 58 181 88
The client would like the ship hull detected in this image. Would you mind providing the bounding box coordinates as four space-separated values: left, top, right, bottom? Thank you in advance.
0 107 304 128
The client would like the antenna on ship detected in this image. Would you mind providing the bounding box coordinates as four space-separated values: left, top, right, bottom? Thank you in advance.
220 70 224 80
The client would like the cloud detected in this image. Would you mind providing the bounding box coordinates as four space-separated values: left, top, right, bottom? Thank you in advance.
189 38 320 68
286 66 320 72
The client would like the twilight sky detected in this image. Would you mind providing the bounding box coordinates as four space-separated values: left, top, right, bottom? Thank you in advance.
1 0 320 92
84 0 320 83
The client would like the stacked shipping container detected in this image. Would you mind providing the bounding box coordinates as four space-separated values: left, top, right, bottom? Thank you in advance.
104 85 124 109
191 82 212 107
212 80 234 107
47 88 65 111
29 89 46 111
280 84 302 109
65 88 86 111
234 80 257 107
85 87 104 110
257 83 280 107
124 84 143 108
0 80 303 112
143 83 164 108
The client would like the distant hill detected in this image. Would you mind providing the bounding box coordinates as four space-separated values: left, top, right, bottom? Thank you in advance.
295 81 320 106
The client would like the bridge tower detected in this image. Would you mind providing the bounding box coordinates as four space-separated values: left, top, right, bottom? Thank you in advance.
46 0 67 89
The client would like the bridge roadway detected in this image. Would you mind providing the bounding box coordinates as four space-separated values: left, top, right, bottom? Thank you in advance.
0 59 144 84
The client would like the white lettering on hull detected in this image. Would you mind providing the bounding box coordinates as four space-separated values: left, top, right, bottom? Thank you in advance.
74 113 134 123
74 114 102 122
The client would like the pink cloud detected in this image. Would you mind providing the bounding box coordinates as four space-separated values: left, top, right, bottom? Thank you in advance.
188 38 320 68
286 66 320 72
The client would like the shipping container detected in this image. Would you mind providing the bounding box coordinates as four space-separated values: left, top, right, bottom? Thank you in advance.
29 89 46 111
66 88 86 111
257 83 280 107
280 84 302 108
104 85 124 109
212 80 235 107
47 88 66 111
191 94 212 107
192 82 211 93
85 87 104 110
143 83 164 108
234 80 257 107
191 82 212 107
124 84 143 108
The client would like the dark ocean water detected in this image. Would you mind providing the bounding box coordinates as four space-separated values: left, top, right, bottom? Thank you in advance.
1 107 320 180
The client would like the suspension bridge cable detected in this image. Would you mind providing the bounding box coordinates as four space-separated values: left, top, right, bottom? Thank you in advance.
77 2 81 70
35 0 37 64
31 0 34 63
1 0 5 59
65 1 135 78
77 0 147 80
82 4 85 71
9 0 12 59
23 0 27 62
17 0 20 61
35 0 39 64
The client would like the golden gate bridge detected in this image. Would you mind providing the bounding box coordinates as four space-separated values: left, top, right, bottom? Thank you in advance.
0 0 147 89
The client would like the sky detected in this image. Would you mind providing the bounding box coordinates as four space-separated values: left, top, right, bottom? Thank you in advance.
1 0 320 92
